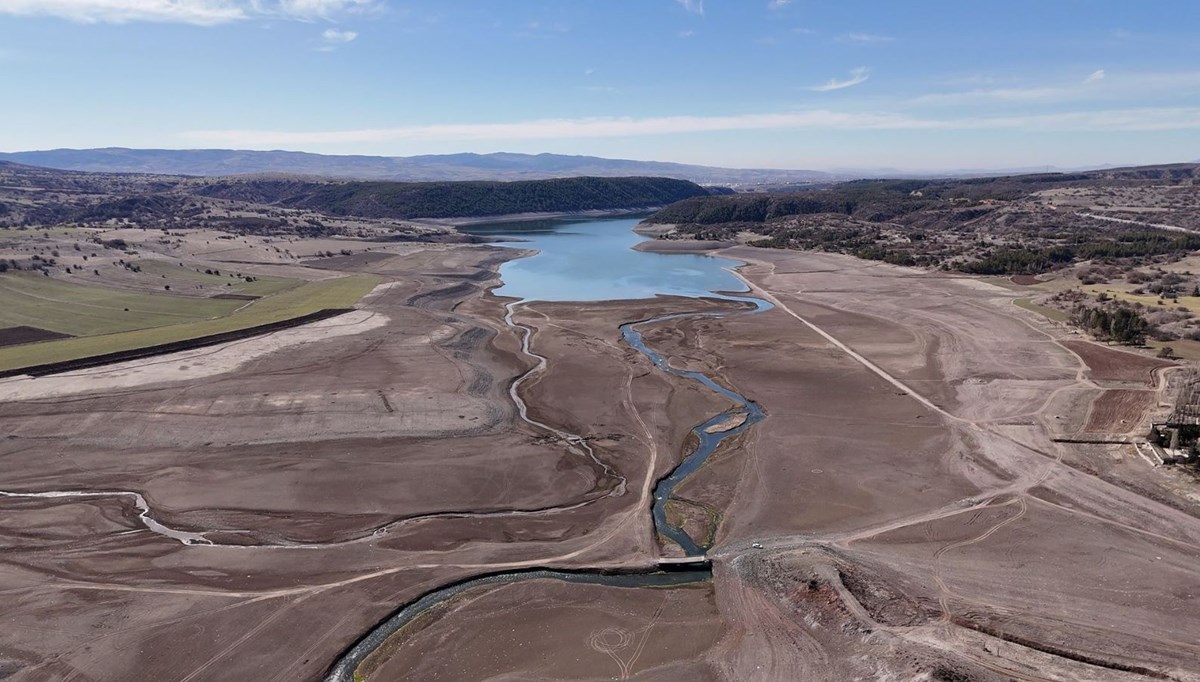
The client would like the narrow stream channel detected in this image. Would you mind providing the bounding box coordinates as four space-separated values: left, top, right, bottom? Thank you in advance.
325 220 773 680
620 296 771 555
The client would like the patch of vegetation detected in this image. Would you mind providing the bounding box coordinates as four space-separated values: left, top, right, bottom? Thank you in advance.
1070 304 1149 345
1013 297 1070 322
646 164 1200 276
138 260 298 297
0 274 380 372
199 176 712 220
0 273 242 336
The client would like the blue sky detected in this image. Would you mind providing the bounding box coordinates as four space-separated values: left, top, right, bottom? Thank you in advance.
1 0 1198 170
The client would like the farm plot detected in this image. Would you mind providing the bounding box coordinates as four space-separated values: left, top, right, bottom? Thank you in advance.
1061 339 1175 386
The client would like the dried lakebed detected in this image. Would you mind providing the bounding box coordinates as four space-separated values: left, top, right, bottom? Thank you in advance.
0 218 774 679
324 219 772 679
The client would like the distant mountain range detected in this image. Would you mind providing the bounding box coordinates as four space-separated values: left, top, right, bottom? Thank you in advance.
0 148 833 185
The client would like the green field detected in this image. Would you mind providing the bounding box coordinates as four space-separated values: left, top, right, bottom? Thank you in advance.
0 273 243 336
138 260 300 297
1080 283 1200 316
1013 297 1070 322
0 274 381 372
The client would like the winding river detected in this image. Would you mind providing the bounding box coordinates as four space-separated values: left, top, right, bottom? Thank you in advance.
0 216 772 679
325 218 772 680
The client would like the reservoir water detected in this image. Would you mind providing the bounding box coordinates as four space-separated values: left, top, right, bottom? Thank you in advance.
327 217 771 681
460 217 748 301
467 216 772 556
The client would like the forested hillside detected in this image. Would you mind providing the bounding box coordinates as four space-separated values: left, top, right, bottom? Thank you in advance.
645 164 1200 274
198 176 711 219
0 162 712 238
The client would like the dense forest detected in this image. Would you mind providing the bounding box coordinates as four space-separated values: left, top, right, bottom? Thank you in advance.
1071 305 1150 345
198 176 712 219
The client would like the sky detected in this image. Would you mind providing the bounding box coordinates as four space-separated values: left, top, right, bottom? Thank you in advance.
0 0 1198 171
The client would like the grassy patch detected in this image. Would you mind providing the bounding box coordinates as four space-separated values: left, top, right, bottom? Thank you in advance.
1080 283 1200 315
979 276 1026 292
1013 297 1069 322
138 259 300 297
0 274 381 372
1147 339 1200 361
0 273 242 336
0 226 101 241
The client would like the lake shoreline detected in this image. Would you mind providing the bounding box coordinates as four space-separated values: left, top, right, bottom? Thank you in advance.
417 207 661 228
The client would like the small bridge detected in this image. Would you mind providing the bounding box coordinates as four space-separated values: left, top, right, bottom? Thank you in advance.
657 556 712 570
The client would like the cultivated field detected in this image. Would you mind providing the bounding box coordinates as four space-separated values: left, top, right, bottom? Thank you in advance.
0 226 388 373
1061 338 1175 385
1083 388 1157 434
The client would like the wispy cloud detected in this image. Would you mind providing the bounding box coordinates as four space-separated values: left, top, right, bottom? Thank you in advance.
916 70 1200 106
677 29 695 38
808 66 870 92
276 0 376 20
767 0 792 8
841 32 894 44
180 107 1200 148
675 0 703 15
0 0 378 25
516 20 571 38
316 27 357 51
915 86 1068 105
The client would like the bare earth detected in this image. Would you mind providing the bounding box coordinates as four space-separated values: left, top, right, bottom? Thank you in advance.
1 242 1198 681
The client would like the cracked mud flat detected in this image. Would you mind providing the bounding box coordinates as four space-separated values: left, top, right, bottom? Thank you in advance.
1 242 1198 681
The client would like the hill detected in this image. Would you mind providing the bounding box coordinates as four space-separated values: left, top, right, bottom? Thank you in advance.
0 148 831 185
646 163 1200 274
196 176 710 220
0 162 712 237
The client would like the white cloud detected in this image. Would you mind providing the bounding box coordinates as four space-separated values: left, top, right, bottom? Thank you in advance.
576 85 619 94
0 0 244 25
842 32 894 43
808 66 870 92
767 0 792 8
0 0 377 25
677 29 695 38
675 0 703 15
316 26 356 50
914 86 1068 105
916 71 1200 106
276 0 375 20
321 28 356 42
179 107 1200 148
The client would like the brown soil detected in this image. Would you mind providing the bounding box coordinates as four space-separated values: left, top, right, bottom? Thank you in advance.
1010 274 1043 285
1062 339 1176 385
0 325 72 348
360 580 724 681
3 241 1200 682
1083 389 1156 433
209 292 260 300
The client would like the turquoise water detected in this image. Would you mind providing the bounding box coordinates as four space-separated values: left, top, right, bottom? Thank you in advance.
461 217 748 302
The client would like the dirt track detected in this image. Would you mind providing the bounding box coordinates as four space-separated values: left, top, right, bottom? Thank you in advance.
1 243 1199 681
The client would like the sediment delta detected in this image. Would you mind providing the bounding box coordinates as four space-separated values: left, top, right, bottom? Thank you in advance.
0 222 1197 681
